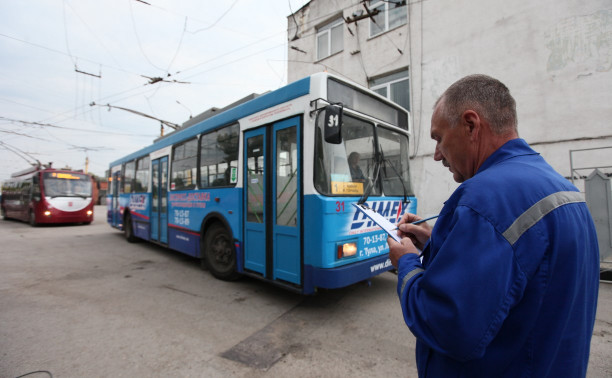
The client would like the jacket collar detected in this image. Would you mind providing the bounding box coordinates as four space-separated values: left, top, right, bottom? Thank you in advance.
476 138 539 175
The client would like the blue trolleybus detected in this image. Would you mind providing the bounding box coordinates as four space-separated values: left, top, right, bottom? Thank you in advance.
107 73 416 294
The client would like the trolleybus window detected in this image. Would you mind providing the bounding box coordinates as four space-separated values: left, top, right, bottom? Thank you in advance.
314 113 380 196
246 135 264 223
314 112 412 197
134 156 150 192
199 123 239 188
327 78 408 130
43 172 92 197
276 126 298 227
377 127 412 196
171 138 197 191
123 160 135 193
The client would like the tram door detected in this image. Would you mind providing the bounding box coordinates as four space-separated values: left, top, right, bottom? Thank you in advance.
243 117 301 285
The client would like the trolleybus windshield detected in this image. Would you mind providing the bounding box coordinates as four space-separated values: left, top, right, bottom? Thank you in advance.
314 112 412 198
43 172 92 198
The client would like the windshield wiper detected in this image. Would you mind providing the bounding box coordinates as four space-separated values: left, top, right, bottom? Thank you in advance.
357 148 382 205
378 144 410 205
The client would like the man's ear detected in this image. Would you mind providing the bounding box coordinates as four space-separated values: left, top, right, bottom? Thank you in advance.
461 110 481 139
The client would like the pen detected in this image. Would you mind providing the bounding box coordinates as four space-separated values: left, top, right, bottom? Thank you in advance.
392 214 440 231
411 214 440 225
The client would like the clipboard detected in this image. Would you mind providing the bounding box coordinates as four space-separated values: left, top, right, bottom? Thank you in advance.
352 203 402 242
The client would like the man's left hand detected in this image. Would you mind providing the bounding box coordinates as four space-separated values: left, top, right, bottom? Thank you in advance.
387 237 420 268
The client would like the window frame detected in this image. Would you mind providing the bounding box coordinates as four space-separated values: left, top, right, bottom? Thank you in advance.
122 160 136 193
369 69 410 112
368 0 407 38
198 123 239 189
171 137 198 191
316 17 344 61
134 156 150 193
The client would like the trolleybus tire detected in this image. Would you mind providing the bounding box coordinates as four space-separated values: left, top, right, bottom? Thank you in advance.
124 214 138 243
203 223 240 281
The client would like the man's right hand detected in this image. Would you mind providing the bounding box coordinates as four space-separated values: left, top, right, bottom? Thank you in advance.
396 213 433 250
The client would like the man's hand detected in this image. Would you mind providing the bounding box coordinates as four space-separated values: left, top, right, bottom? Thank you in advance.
387 212 434 268
387 236 420 268
395 213 433 250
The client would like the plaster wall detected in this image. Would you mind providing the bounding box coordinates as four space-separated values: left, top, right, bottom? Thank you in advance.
288 0 612 216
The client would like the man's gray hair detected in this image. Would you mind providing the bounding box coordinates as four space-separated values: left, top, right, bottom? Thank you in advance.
435 74 518 135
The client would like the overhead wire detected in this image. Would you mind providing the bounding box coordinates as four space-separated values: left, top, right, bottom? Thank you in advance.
62 0 77 66
2 0 403 142
0 116 157 137
1 2 310 175
188 0 241 34
128 0 165 72
0 32 143 78
0 140 39 165
64 0 123 69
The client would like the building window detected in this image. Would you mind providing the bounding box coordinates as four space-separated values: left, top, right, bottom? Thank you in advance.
316 18 343 60
370 69 410 111
368 1 407 37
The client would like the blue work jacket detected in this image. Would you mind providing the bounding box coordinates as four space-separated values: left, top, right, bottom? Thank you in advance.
397 139 599 377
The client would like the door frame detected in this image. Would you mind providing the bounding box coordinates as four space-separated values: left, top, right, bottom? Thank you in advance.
242 116 302 285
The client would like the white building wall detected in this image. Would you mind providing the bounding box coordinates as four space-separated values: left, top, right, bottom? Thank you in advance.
288 0 612 217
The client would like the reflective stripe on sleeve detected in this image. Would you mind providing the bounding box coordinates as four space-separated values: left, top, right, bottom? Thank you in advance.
502 191 584 246
400 268 424 296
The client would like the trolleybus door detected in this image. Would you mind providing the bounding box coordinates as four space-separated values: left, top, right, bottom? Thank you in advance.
244 117 301 285
151 156 168 244
112 171 121 226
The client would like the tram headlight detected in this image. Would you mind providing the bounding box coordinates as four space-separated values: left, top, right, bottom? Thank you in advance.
44 210 51 217
337 241 357 259
87 210 93 216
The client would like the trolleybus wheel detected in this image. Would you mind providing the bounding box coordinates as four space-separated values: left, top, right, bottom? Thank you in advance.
203 223 240 281
29 210 38 227
124 214 138 243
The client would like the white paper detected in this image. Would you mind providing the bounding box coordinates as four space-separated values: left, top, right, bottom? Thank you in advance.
352 203 402 242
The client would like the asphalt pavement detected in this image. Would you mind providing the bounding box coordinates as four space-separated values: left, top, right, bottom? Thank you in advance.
0 205 610 377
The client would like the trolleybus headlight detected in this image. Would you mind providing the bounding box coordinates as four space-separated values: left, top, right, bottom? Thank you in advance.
337 242 357 259
44 210 51 217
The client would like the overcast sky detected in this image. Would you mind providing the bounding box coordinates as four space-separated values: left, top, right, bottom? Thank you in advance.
0 0 311 181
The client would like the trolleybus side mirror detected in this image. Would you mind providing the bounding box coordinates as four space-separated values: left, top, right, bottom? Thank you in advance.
323 104 343 144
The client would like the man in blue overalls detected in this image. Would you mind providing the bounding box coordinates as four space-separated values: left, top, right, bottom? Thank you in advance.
388 74 599 377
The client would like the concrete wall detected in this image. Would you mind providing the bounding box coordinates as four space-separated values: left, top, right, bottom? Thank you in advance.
288 0 612 216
